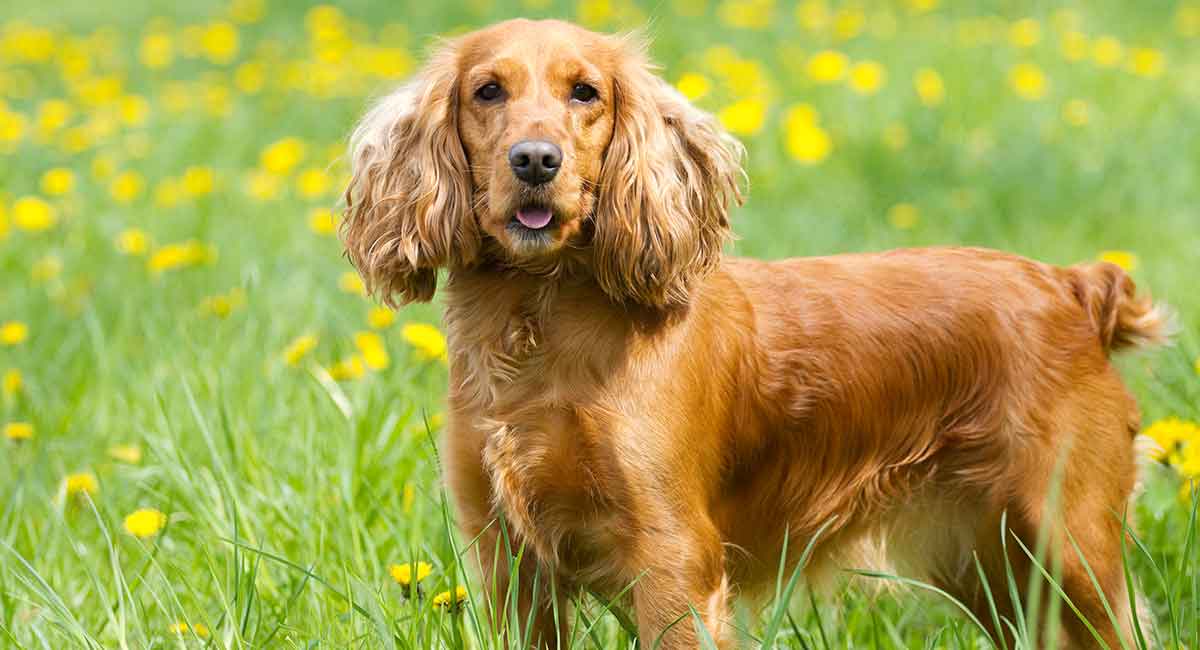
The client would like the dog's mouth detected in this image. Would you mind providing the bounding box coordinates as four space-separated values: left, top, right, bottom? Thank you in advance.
512 205 554 230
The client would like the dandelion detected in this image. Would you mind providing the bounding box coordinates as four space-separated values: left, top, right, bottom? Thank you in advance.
432 585 469 612
147 241 216 274
40 168 75 196
403 482 416 513
806 50 848 83
4 422 34 441
123 508 167 538
1092 36 1123 68
389 561 433 589
1 322 29 346
675 73 711 101
914 68 945 107
200 289 246 318
328 355 365 380
1062 99 1090 126
717 0 774 30
887 203 920 230
308 208 338 235
283 334 318 366
296 168 331 198
31 255 62 283
12 196 56 231
261 137 307 175
109 444 143 464
832 8 864 40
354 332 390 370
3 369 22 397
110 171 145 203
139 32 174 69
1008 18 1041 48
36 99 73 134
847 61 885 95
115 228 150 255
1129 48 1165 78
64 472 99 499
1098 250 1137 271
795 0 828 30
717 98 767 136
783 104 831 164
368 307 395 329
181 166 215 196
119 95 150 127
168 622 210 638
402 323 448 361
1060 31 1089 61
1144 417 1200 462
201 21 239 64
234 61 266 93
339 272 366 296
1009 63 1048 101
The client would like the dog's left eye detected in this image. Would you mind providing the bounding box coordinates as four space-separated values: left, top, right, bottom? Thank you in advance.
570 83 598 103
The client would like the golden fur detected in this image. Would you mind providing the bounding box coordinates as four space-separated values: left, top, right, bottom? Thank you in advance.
341 19 1169 649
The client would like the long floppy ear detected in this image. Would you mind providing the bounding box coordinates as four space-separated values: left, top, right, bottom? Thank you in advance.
592 39 745 308
341 41 477 306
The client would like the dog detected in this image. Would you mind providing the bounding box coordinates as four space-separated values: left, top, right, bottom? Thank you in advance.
340 19 1168 648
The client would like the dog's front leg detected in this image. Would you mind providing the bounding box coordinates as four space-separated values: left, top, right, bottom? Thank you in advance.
631 522 732 649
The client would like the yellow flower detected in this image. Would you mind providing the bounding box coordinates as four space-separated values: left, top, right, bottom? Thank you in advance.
110 171 145 203
168 622 209 638
328 355 365 381
40 168 75 196
147 240 216 274
847 61 886 95
832 8 864 40
1060 31 1089 62
1008 18 1041 48
4 422 34 441
1062 99 1090 126
806 50 848 83
1129 48 1165 78
795 0 827 30
139 32 174 69
64 472 99 498
402 323 448 361
1009 63 1048 101
182 166 215 196
155 178 182 207
3 369 22 397
432 585 468 611
308 208 338 235
354 331 390 371
905 0 938 14
1 322 29 346
403 482 416 513
1092 36 1123 67
123 508 167 538
200 289 246 318
389 561 433 587
887 203 920 230
914 68 945 107
0 108 27 144
115 228 150 256
31 255 62 282
717 0 774 30
261 137 307 175
718 98 767 136
119 95 150 127
12 196 57 231
201 22 240 64
37 99 73 134
234 61 266 94
1144 417 1200 462
368 307 395 329
296 167 331 198
783 104 831 164
339 272 366 296
675 73 711 101
108 444 143 464
283 334 318 366
1098 250 1137 271
1194 356 1200 377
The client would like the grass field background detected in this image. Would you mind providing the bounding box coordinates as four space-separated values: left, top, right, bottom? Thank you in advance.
2 0 1199 647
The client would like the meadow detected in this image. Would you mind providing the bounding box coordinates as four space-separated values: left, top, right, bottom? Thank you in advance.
1 0 1199 647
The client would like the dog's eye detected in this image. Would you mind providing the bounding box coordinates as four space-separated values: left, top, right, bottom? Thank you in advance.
570 83 598 103
475 83 503 102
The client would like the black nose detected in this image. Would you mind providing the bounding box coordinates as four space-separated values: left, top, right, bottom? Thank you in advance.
508 140 562 185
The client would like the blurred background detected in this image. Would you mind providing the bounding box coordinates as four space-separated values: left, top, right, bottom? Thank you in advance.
1 0 1198 647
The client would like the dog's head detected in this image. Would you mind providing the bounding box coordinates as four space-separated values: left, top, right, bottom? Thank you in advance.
342 19 744 307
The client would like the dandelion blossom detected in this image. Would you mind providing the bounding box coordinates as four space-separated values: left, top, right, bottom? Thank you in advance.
847 61 885 95
1144 417 1200 462
432 585 469 612
261 137 307 175
110 171 145 203
783 104 831 164
282 334 319 366
806 50 848 83
328 355 365 381
296 168 331 198
389 561 433 587
64 472 99 498
1092 36 1123 68
115 228 150 255
675 73 711 101
12 197 56 231
368 307 395 329
717 98 766 136
914 68 945 107
339 272 366 296
182 166 215 197
1129 48 1165 78
4 422 34 441
40 168 75 196
1009 63 1048 101
123 508 167 538
354 332 390 370
1098 250 1136 271
2 369 21 397
402 323 448 361
109 444 143 464
1 322 29 346
169 622 209 638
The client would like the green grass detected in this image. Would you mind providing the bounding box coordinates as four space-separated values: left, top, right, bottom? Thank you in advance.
2 0 1199 647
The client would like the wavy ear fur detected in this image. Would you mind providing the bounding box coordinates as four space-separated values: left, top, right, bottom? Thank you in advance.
592 38 745 308
341 42 477 306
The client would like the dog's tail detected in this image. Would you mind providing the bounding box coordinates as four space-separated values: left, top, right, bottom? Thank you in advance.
1068 262 1172 354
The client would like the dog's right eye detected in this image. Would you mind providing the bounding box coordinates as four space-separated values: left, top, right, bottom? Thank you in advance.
475 83 503 102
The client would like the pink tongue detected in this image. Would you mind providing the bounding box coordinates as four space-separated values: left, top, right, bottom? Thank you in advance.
515 207 553 229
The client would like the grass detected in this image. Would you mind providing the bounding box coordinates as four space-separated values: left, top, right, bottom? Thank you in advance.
2 0 1199 647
